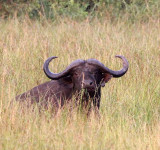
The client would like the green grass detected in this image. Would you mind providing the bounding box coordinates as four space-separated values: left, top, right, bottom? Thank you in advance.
0 18 160 150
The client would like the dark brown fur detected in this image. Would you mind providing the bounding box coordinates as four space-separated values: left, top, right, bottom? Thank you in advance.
16 56 129 112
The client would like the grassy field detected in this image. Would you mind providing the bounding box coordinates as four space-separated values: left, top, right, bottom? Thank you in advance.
0 18 160 150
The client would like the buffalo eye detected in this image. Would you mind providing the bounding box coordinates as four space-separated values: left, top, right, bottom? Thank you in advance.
93 71 101 76
73 72 80 77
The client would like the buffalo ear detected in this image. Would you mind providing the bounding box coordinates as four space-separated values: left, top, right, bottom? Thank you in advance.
63 75 72 83
101 73 113 87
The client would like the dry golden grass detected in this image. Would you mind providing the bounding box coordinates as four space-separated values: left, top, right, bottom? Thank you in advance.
0 18 160 150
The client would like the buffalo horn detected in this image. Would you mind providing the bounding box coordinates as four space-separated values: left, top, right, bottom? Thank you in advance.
87 55 129 78
43 56 85 80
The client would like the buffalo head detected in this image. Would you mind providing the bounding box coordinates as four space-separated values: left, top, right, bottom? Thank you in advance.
43 55 129 109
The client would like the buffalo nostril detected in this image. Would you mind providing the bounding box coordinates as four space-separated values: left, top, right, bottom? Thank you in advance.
90 82 93 85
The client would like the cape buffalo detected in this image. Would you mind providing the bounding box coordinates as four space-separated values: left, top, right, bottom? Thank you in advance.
16 55 129 111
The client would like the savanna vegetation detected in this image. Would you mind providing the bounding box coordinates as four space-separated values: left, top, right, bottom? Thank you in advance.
0 0 160 150
1 0 160 22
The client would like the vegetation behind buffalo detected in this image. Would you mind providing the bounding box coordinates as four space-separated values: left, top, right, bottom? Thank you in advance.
0 0 160 22
0 16 160 149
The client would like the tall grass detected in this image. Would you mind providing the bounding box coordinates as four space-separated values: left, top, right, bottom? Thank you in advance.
0 18 160 149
